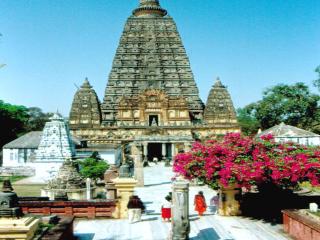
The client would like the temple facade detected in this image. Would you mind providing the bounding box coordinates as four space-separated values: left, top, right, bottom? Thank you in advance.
69 0 240 161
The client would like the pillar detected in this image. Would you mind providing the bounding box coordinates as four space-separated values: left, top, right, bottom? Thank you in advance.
86 178 91 200
143 142 148 161
132 143 144 187
218 185 241 216
162 143 166 160
112 177 137 219
170 180 190 240
171 143 175 161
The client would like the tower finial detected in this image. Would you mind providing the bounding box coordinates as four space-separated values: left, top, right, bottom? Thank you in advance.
81 77 92 89
214 77 223 87
134 0 167 17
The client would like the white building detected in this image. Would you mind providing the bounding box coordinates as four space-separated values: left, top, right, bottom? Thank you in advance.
2 113 120 181
256 122 320 146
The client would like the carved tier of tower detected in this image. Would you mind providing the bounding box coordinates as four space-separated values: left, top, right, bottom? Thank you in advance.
204 78 238 125
101 0 204 125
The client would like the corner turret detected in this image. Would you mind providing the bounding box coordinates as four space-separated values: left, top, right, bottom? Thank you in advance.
204 78 238 126
69 78 101 129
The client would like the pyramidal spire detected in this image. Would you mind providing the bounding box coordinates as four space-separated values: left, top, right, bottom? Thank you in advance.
214 77 224 87
81 77 92 89
133 0 167 17
204 77 238 125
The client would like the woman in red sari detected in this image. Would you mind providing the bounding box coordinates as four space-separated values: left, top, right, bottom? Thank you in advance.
194 191 207 216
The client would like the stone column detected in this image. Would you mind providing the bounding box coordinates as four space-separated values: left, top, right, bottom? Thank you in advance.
112 177 137 219
143 142 148 161
171 143 175 161
184 142 191 152
170 180 190 240
162 143 166 160
86 178 91 200
132 143 144 187
218 185 241 216
143 142 149 166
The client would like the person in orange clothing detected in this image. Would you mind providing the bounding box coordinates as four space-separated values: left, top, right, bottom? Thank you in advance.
194 191 207 216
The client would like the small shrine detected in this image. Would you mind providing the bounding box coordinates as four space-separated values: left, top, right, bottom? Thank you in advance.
0 180 39 240
41 159 95 200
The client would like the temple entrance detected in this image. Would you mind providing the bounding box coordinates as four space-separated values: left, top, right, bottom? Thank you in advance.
147 143 162 161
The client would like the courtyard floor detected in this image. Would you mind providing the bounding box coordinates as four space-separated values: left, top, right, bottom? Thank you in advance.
74 162 291 240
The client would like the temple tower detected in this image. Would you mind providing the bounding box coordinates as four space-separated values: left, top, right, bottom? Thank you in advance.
69 0 240 154
204 78 238 125
69 78 101 129
101 0 204 125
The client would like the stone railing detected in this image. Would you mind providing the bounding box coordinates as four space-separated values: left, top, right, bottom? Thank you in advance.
282 209 320 240
19 200 117 219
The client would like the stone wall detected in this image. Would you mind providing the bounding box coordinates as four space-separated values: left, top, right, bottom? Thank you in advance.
0 166 35 176
282 210 320 240
19 200 117 219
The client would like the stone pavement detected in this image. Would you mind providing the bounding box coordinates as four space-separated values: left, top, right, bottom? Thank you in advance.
74 162 291 240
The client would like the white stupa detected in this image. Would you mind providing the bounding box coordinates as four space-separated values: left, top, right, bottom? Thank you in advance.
35 112 75 161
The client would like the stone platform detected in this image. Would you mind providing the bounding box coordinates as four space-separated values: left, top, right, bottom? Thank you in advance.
0 217 39 240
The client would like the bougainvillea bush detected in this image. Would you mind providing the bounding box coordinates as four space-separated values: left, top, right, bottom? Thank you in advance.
173 133 320 190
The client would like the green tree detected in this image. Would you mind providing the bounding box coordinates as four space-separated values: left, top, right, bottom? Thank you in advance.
78 152 109 180
0 100 29 148
243 83 320 133
25 107 52 131
236 108 260 136
314 65 320 91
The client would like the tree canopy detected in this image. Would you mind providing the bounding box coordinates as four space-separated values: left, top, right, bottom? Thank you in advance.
78 152 109 180
314 65 320 91
238 83 320 134
0 100 51 148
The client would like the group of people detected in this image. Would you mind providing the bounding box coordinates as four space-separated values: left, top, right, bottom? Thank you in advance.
127 191 219 223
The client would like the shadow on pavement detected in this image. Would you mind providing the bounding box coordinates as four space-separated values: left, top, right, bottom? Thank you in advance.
144 181 172 187
75 233 95 240
190 228 226 240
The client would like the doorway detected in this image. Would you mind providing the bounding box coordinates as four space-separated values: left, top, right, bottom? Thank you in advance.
147 143 162 161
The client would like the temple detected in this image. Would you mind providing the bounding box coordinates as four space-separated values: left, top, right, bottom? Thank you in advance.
69 0 239 161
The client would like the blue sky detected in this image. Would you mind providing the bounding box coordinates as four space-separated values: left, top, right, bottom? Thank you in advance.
0 0 319 116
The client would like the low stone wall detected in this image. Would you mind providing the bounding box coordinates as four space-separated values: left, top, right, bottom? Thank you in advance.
282 210 320 240
19 200 117 219
0 166 35 176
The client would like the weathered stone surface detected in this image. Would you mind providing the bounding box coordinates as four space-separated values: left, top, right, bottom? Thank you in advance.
41 160 93 200
69 78 101 129
204 78 238 125
69 0 240 146
0 180 22 218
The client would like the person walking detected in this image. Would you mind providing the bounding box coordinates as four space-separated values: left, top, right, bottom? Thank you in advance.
161 195 172 222
127 195 145 223
194 191 207 217
209 193 219 214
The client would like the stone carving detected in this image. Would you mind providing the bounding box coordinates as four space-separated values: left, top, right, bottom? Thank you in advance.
69 0 240 145
204 78 238 125
69 78 102 129
46 159 85 190
0 180 22 218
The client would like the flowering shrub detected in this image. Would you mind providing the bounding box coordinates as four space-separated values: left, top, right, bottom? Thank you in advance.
173 133 320 190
